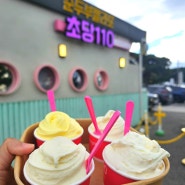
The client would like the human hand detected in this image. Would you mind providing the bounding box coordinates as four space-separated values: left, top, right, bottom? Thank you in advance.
0 138 34 185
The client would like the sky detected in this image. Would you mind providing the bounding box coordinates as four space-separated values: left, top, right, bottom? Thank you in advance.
85 0 185 68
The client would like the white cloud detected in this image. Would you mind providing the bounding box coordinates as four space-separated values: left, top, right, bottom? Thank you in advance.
85 0 185 68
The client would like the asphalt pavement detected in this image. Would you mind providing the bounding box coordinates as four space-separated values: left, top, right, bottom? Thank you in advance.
147 103 185 185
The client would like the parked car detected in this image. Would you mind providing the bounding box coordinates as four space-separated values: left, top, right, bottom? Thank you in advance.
147 85 173 105
147 92 159 111
170 85 185 103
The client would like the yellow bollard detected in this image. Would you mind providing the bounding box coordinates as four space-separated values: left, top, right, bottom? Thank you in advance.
154 103 166 136
144 110 149 137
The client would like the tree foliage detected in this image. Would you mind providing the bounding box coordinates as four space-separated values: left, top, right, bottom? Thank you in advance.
143 55 171 85
130 53 185 86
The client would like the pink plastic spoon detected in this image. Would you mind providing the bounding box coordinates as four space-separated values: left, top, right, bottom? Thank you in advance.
84 96 102 135
124 101 134 136
47 90 56 112
86 110 121 174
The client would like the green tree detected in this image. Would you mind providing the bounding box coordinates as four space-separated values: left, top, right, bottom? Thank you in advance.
130 53 172 86
143 55 171 85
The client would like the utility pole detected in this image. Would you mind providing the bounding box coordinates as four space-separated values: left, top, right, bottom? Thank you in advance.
139 38 147 120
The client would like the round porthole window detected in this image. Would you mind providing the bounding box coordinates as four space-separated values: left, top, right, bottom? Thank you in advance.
0 62 20 95
34 65 60 93
69 67 88 92
94 70 109 91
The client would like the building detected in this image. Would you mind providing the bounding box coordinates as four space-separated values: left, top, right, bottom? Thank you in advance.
0 0 147 143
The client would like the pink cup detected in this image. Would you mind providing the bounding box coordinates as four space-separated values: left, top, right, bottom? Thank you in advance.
88 126 111 161
34 128 84 147
103 161 137 185
23 158 95 185
102 150 169 185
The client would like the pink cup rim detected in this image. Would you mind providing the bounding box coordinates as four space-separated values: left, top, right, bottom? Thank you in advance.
102 150 165 181
34 127 84 142
88 125 113 142
24 156 95 185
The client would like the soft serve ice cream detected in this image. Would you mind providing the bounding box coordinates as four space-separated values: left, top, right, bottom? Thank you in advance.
88 110 125 161
103 131 170 180
24 136 94 185
34 111 83 143
88 110 125 141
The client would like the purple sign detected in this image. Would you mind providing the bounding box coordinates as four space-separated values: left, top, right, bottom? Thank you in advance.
65 16 114 48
